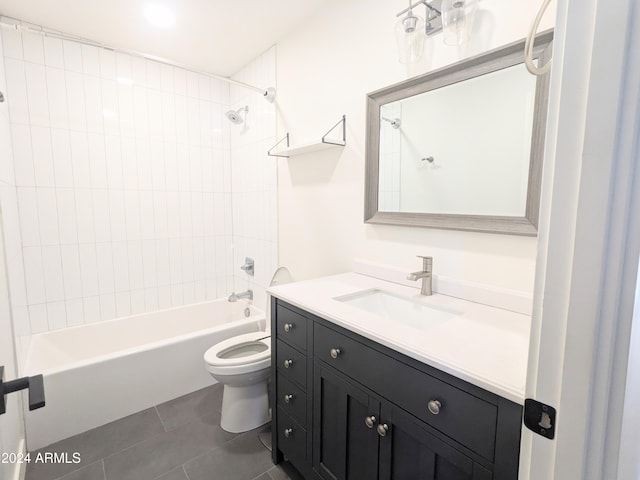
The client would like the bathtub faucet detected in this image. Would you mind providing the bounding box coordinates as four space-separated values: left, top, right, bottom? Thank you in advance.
228 290 253 302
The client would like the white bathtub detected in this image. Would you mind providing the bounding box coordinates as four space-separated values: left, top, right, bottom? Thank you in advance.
23 299 265 451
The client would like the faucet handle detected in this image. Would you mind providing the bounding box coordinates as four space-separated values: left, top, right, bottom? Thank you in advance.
417 256 433 269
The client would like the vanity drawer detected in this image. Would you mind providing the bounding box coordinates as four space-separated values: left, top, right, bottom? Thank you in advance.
277 374 307 425
276 340 307 389
276 304 308 352
277 406 307 466
314 323 498 460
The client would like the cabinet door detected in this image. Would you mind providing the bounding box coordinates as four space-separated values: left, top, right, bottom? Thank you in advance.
313 363 380 480
379 404 493 480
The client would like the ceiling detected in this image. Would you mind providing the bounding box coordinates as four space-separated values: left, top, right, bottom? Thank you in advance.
0 0 327 76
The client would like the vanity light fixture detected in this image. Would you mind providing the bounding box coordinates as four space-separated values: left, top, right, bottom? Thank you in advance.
395 0 470 64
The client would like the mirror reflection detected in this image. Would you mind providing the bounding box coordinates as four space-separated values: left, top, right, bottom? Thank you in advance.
365 32 553 236
378 63 536 216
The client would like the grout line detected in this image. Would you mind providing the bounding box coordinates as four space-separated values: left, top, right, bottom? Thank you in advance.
101 459 107 480
154 405 169 432
182 464 191 480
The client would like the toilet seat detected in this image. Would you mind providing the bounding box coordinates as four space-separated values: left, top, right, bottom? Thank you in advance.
204 332 271 376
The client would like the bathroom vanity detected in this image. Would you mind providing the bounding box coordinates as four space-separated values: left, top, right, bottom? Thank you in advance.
269 273 529 480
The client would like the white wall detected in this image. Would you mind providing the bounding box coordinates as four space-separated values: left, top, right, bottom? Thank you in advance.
229 47 278 309
275 0 554 293
0 19 237 365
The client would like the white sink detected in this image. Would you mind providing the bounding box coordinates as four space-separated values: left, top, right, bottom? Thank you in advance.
334 289 461 330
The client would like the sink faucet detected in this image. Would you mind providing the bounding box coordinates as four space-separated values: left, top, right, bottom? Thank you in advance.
228 290 253 302
407 256 433 296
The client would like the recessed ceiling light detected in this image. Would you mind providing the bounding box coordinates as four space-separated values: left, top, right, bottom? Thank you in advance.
144 4 175 28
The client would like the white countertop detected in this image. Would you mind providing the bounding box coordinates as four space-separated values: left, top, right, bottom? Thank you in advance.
268 272 531 404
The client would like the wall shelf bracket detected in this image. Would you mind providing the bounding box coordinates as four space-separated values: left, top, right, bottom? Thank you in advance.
268 115 347 158
322 115 347 146
268 134 291 158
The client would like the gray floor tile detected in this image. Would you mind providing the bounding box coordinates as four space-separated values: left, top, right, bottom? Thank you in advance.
153 466 189 480
56 461 105 480
27 409 164 480
103 413 235 480
155 384 223 431
251 474 271 480
183 431 273 480
267 463 305 480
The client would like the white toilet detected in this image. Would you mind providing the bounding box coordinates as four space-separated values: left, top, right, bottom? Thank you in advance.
204 331 271 433
204 267 292 433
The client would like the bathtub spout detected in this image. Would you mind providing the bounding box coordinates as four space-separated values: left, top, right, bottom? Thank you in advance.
228 290 253 302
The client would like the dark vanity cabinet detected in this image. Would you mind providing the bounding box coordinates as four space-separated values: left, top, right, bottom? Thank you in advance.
271 298 523 480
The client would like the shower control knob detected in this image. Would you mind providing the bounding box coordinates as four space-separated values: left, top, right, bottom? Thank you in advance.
284 323 294 332
428 400 442 415
377 423 389 437
330 348 342 359
284 394 294 403
284 428 293 438
283 359 293 369
365 416 376 428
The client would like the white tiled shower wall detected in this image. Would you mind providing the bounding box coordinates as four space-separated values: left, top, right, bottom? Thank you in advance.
0 20 276 366
229 48 278 309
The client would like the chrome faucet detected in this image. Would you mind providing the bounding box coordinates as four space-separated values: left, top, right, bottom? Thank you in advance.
407 256 433 296
228 290 253 302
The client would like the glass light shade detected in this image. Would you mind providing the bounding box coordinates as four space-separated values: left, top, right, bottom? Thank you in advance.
395 12 426 64
441 0 470 46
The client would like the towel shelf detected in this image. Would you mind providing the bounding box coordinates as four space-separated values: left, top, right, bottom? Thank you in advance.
268 115 346 158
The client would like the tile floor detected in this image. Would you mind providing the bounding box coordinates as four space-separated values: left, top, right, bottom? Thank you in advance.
25 384 304 480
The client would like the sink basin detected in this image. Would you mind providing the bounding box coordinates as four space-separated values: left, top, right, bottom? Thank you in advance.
334 289 461 330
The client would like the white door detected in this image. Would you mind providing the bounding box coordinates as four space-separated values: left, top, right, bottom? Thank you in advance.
521 0 640 478
0 211 24 480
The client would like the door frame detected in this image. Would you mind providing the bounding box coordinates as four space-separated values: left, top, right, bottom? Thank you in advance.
522 0 640 478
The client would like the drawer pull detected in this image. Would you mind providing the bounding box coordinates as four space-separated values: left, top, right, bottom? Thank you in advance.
428 399 442 415
377 423 389 437
284 394 294 403
365 415 377 428
284 323 294 332
330 348 342 359
284 427 293 438
283 359 294 369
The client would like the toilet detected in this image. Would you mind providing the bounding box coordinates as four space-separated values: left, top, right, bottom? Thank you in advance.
204 331 271 433
204 266 292 433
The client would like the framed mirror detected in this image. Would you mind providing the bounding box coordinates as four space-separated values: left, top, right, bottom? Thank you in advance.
365 32 553 236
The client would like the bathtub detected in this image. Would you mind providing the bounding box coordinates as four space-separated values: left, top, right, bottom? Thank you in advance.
23 299 265 451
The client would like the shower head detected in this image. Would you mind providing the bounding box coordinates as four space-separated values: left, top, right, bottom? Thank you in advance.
225 106 249 125
382 116 401 129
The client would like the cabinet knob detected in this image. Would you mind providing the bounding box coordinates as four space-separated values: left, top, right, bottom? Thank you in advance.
284 323 294 332
376 423 389 437
330 348 342 359
365 415 377 428
428 399 442 415
284 394 294 404
283 359 294 368
284 427 293 438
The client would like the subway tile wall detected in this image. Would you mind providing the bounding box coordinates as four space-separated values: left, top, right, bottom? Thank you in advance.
0 21 276 367
229 47 278 309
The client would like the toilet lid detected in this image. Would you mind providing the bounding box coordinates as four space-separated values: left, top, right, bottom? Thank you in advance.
204 331 271 367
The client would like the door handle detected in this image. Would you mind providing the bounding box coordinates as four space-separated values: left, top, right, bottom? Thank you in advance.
0 366 45 415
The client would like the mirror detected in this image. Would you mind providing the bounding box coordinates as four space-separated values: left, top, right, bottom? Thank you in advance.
365 32 553 236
